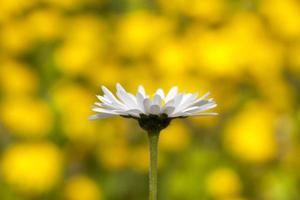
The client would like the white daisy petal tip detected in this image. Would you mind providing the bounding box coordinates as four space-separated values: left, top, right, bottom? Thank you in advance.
90 83 217 130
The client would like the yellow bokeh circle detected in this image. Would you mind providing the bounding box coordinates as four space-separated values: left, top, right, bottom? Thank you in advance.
1 142 63 194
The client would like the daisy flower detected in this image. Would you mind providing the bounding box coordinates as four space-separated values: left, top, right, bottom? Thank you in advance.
89 83 217 200
90 83 217 131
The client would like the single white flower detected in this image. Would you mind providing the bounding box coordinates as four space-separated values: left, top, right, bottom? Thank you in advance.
89 83 218 200
90 83 217 125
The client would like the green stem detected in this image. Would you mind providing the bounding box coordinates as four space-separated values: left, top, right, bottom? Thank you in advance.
148 131 160 200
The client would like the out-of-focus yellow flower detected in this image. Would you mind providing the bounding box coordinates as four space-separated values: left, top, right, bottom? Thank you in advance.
97 141 130 170
152 39 191 74
190 28 242 77
189 12 284 79
1 142 62 194
86 63 124 87
256 77 293 112
63 118 98 145
63 175 102 200
245 38 283 79
202 81 236 117
54 16 105 75
181 0 226 22
161 74 211 95
1 98 53 137
0 60 38 96
1 20 33 54
116 11 173 57
52 82 93 119
157 0 226 22
51 82 98 143
160 121 190 152
119 64 162 93
26 9 65 40
259 0 300 39
206 167 242 198
226 13 284 78
94 119 131 169
0 0 36 21
93 118 130 168
224 102 278 163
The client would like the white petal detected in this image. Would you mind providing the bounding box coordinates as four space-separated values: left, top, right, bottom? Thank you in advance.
192 99 211 107
94 102 116 110
116 83 135 107
126 109 142 117
163 106 175 115
116 83 126 93
97 95 111 104
128 93 138 102
200 92 210 99
101 86 116 101
152 94 162 106
172 93 199 116
182 106 202 113
138 85 146 97
101 85 125 108
186 103 217 114
92 107 117 114
164 99 175 107
94 102 103 107
150 104 161 114
168 111 185 117
176 93 192 110
117 90 138 109
165 86 178 102
136 92 145 112
199 103 217 111
173 93 183 107
191 92 211 106
95 95 123 110
179 93 199 110
185 112 218 117
155 88 165 99
143 98 151 114
113 110 130 115
89 113 115 120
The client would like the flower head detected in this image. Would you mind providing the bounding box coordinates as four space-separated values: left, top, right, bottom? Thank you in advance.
90 83 217 131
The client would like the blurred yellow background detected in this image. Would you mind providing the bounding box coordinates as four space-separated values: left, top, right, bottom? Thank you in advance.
0 0 300 199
